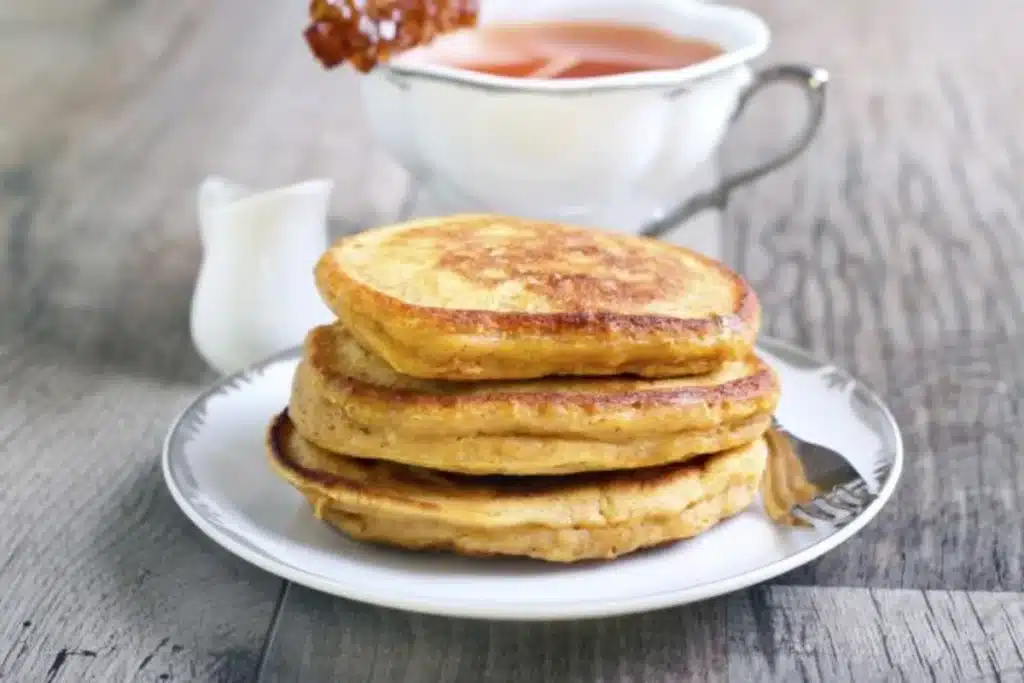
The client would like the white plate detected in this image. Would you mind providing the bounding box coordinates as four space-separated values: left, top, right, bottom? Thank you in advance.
163 338 902 621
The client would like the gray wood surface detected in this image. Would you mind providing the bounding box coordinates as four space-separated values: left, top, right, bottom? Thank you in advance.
1 0 1021 681
263 585 1024 683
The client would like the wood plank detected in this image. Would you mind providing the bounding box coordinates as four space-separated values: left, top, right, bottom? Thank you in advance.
257 584 729 683
258 584 1024 682
0 0 408 680
0 347 281 682
726 586 1024 682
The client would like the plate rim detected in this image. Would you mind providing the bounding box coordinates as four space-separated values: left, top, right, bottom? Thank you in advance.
162 337 904 621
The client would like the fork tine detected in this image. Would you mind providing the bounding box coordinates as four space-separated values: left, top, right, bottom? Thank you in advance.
863 461 893 494
873 461 893 482
762 424 891 529
796 474 879 527
837 488 874 509
837 479 876 504
802 499 860 525
793 502 831 522
847 478 874 498
843 478 869 497
820 496 862 517
792 506 826 525
798 498 855 525
829 487 869 509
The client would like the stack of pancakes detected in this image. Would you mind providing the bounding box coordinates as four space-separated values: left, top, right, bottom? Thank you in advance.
268 215 780 562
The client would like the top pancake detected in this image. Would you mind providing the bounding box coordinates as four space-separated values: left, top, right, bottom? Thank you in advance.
315 214 760 380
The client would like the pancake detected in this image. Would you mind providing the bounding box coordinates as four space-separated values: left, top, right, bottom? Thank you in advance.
288 323 779 474
292 389 772 475
267 412 768 562
315 214 760 380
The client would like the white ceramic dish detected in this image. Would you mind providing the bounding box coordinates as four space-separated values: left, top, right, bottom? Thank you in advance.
163 338 902 621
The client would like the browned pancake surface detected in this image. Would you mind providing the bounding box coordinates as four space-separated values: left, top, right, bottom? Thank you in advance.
315 214 760 379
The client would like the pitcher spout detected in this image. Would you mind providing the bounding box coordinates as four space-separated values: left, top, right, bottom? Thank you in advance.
197 175 334 247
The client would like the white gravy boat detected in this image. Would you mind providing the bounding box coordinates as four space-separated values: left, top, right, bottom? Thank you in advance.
358 0 827 239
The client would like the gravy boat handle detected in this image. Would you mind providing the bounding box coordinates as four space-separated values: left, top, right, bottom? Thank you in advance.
640 64 829 239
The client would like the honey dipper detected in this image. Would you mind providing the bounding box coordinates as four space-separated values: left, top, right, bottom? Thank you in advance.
304 0 479 73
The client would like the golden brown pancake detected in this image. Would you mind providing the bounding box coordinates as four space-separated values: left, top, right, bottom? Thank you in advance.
315 214 760 380
268 412 768 562
288 323 779 474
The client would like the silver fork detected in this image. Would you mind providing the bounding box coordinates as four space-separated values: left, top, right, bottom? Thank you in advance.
768 419 892 528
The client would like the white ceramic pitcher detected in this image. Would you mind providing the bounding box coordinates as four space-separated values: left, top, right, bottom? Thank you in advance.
189 176 334 376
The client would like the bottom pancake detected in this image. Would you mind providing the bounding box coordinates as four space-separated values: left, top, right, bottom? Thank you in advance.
267 411 768 562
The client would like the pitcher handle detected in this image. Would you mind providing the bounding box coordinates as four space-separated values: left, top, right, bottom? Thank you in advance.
640 64 829 239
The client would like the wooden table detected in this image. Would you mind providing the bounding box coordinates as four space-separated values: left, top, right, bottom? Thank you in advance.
2 0 1022 680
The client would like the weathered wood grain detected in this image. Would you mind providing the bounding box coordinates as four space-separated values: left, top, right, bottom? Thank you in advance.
259 585 1024 683
0 340 284 682
258 584 730 683
727 586 1024 682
